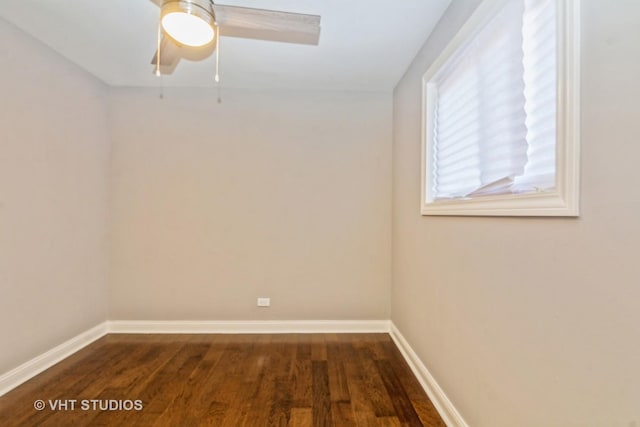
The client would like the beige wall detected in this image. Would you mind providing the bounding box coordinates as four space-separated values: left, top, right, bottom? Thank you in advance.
0 19 110 374
392 0 640 426
108 88 392 321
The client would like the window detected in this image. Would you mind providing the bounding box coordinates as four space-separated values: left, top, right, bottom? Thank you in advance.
421 0 580 216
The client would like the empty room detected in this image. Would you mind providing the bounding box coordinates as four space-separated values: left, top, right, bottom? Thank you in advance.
0 0 638 426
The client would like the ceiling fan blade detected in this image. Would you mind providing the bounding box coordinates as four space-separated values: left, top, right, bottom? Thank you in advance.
150 35 182 74
214 5 321 45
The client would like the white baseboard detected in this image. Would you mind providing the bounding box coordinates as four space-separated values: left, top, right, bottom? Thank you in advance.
389 322 468 427
108 319 391 334
0 322 108 397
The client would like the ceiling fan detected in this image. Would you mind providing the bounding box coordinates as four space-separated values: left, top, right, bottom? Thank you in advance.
149 0 321 76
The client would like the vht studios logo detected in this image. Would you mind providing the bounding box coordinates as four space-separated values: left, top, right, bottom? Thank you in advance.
34 399 143 411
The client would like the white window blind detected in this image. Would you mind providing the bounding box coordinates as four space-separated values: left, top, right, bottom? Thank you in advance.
430 0 557 200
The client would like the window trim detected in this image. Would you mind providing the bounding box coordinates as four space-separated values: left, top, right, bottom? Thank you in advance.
420 0 581 217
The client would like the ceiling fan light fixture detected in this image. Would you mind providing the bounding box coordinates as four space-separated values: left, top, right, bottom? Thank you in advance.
161 0 215 47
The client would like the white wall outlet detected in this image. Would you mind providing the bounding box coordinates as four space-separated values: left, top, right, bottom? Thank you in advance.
257 297 271 307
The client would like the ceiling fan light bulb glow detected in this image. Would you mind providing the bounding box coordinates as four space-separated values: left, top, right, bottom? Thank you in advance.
162 11 214 47
160 1 216 47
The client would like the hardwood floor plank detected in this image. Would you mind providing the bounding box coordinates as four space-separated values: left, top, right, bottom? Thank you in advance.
311 361 332 427
289 407 313 427
342 341 382 426
327 341 355 425
310 334 327 361
0 334 446 426
291 340 313 408
158 337 228 424
377 416 403 427
134 342 209 425
410 400 448 427
375 359 425 426
327 342 351 403
331 400 356 426
356 348 396 417
267 376 292 426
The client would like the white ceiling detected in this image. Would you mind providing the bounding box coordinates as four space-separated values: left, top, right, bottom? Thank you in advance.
0 0 451 91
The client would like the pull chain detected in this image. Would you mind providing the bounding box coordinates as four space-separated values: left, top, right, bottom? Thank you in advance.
157 16 164 99
215 24 222 103
215 24 220 83
155 15 162 77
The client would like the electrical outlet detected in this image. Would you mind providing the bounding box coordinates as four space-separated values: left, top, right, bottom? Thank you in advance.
257 297 271 307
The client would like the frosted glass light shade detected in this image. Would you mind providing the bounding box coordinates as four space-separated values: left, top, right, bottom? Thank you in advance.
161 1 215 47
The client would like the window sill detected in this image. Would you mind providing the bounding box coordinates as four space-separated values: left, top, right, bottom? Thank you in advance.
421 190 579 217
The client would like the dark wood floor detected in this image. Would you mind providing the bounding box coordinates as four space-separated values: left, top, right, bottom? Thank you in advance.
0 333 445 426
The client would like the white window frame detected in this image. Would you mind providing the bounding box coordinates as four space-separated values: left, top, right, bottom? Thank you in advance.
421 0 581 216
